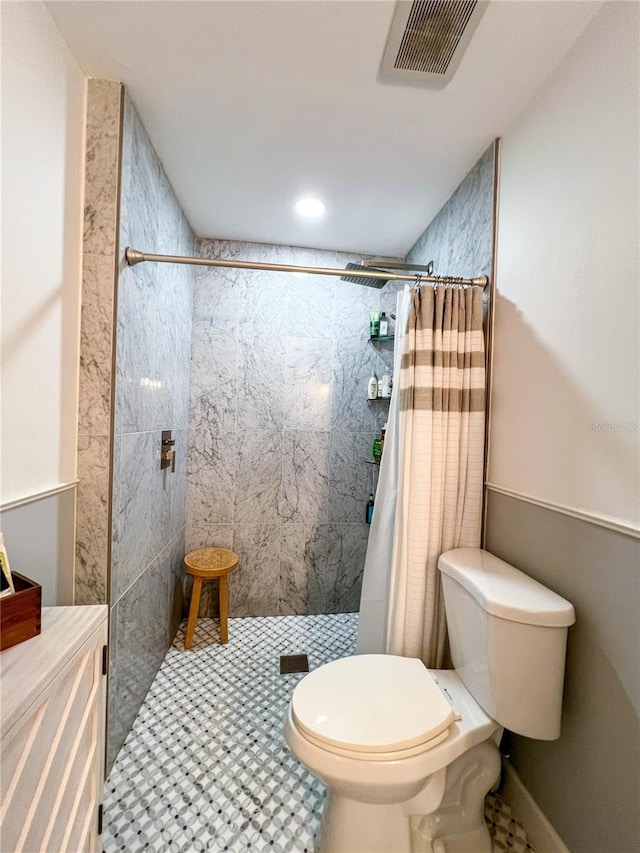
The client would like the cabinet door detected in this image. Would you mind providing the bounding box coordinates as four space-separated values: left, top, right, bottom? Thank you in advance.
0 621 107 853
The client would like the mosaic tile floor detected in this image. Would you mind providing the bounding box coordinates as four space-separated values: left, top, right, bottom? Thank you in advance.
103 614 535 853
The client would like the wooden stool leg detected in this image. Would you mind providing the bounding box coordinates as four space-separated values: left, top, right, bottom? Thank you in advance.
185 576 203 650
219 575 229 644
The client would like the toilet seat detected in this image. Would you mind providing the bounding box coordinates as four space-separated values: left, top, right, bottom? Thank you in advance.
291 654 456 761
293 715 451 761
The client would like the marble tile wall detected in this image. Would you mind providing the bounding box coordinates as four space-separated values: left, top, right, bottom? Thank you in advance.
186 240 400 617
76 80 122 607
107 93 194 770
397 142 496 318
376 142 496 405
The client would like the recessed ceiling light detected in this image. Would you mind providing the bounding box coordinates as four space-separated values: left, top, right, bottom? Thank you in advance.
294 197 326 217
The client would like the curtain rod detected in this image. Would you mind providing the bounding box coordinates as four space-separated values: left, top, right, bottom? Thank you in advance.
124 248 489 288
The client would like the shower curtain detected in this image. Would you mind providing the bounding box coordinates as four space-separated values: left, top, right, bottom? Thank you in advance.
357 285 486 668
356 288 412 654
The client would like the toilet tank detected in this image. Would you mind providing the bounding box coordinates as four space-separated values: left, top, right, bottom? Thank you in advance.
438 548 575 740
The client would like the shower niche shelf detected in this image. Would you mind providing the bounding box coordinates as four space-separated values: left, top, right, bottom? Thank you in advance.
368 335 394 343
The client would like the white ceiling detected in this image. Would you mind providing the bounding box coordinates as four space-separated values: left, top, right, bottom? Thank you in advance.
48 0 600 256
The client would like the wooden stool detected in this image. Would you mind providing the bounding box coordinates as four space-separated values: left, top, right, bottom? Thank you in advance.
184 548 238 649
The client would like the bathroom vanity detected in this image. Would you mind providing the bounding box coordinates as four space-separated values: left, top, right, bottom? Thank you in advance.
0 605 108 852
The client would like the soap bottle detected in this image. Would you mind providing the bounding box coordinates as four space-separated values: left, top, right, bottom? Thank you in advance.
372 436 383 463
365 493 374 525
367 371 378 400
379 312 389 336
381 373 391 398
369 310 380 337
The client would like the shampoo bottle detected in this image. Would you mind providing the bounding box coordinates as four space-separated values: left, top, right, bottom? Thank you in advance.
366 493 374 525
381 373 391 398
367 371 378 400
379 312 389 336
369 310 380 337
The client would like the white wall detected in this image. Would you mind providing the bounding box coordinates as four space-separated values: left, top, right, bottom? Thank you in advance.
1 2 85 506
488 1 639 530
1 491 76 605
486 5 640 849
0 2 85 604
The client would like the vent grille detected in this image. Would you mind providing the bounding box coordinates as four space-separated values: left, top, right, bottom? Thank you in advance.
380 0 487 86
395 0 477 75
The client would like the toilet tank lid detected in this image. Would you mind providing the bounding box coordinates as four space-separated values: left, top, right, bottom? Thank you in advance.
438 549 575 627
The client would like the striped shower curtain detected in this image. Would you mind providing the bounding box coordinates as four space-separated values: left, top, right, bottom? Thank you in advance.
386 285 486 668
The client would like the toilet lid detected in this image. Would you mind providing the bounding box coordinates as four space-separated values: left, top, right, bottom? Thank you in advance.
291 654 455 755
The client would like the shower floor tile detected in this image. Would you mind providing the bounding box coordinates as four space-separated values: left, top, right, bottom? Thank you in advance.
103 614 535 853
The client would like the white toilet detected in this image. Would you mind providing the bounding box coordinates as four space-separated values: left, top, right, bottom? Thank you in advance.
285 548 575 853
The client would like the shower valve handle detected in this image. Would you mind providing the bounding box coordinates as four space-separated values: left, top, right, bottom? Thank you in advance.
161 431 177 472
161 449 176 473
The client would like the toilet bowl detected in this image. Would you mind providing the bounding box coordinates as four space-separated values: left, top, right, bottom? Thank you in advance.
285 656 501 853
284 548 575 853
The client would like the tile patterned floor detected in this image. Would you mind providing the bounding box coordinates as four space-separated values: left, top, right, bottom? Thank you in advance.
485 793 535 853
103 614 535 853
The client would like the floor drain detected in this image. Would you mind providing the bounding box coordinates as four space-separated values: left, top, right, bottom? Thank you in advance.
279 654 309 674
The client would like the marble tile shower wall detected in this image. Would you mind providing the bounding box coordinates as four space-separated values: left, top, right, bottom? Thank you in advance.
406 143 495 284
186 239 401 617
107 94 194 769
76 80 122 607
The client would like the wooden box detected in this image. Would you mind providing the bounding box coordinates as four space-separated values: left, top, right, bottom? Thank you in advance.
0 572 42 651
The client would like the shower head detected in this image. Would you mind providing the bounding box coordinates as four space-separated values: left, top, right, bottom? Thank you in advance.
340 263 389 288
340 259 435 288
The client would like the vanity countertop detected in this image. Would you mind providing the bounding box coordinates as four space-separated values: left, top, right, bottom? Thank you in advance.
0 604 108 740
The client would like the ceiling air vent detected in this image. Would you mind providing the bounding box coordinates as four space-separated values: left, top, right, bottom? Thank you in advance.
380 0 487 87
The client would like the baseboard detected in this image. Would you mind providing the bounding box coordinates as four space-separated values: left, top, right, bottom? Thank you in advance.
501 758 570 853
